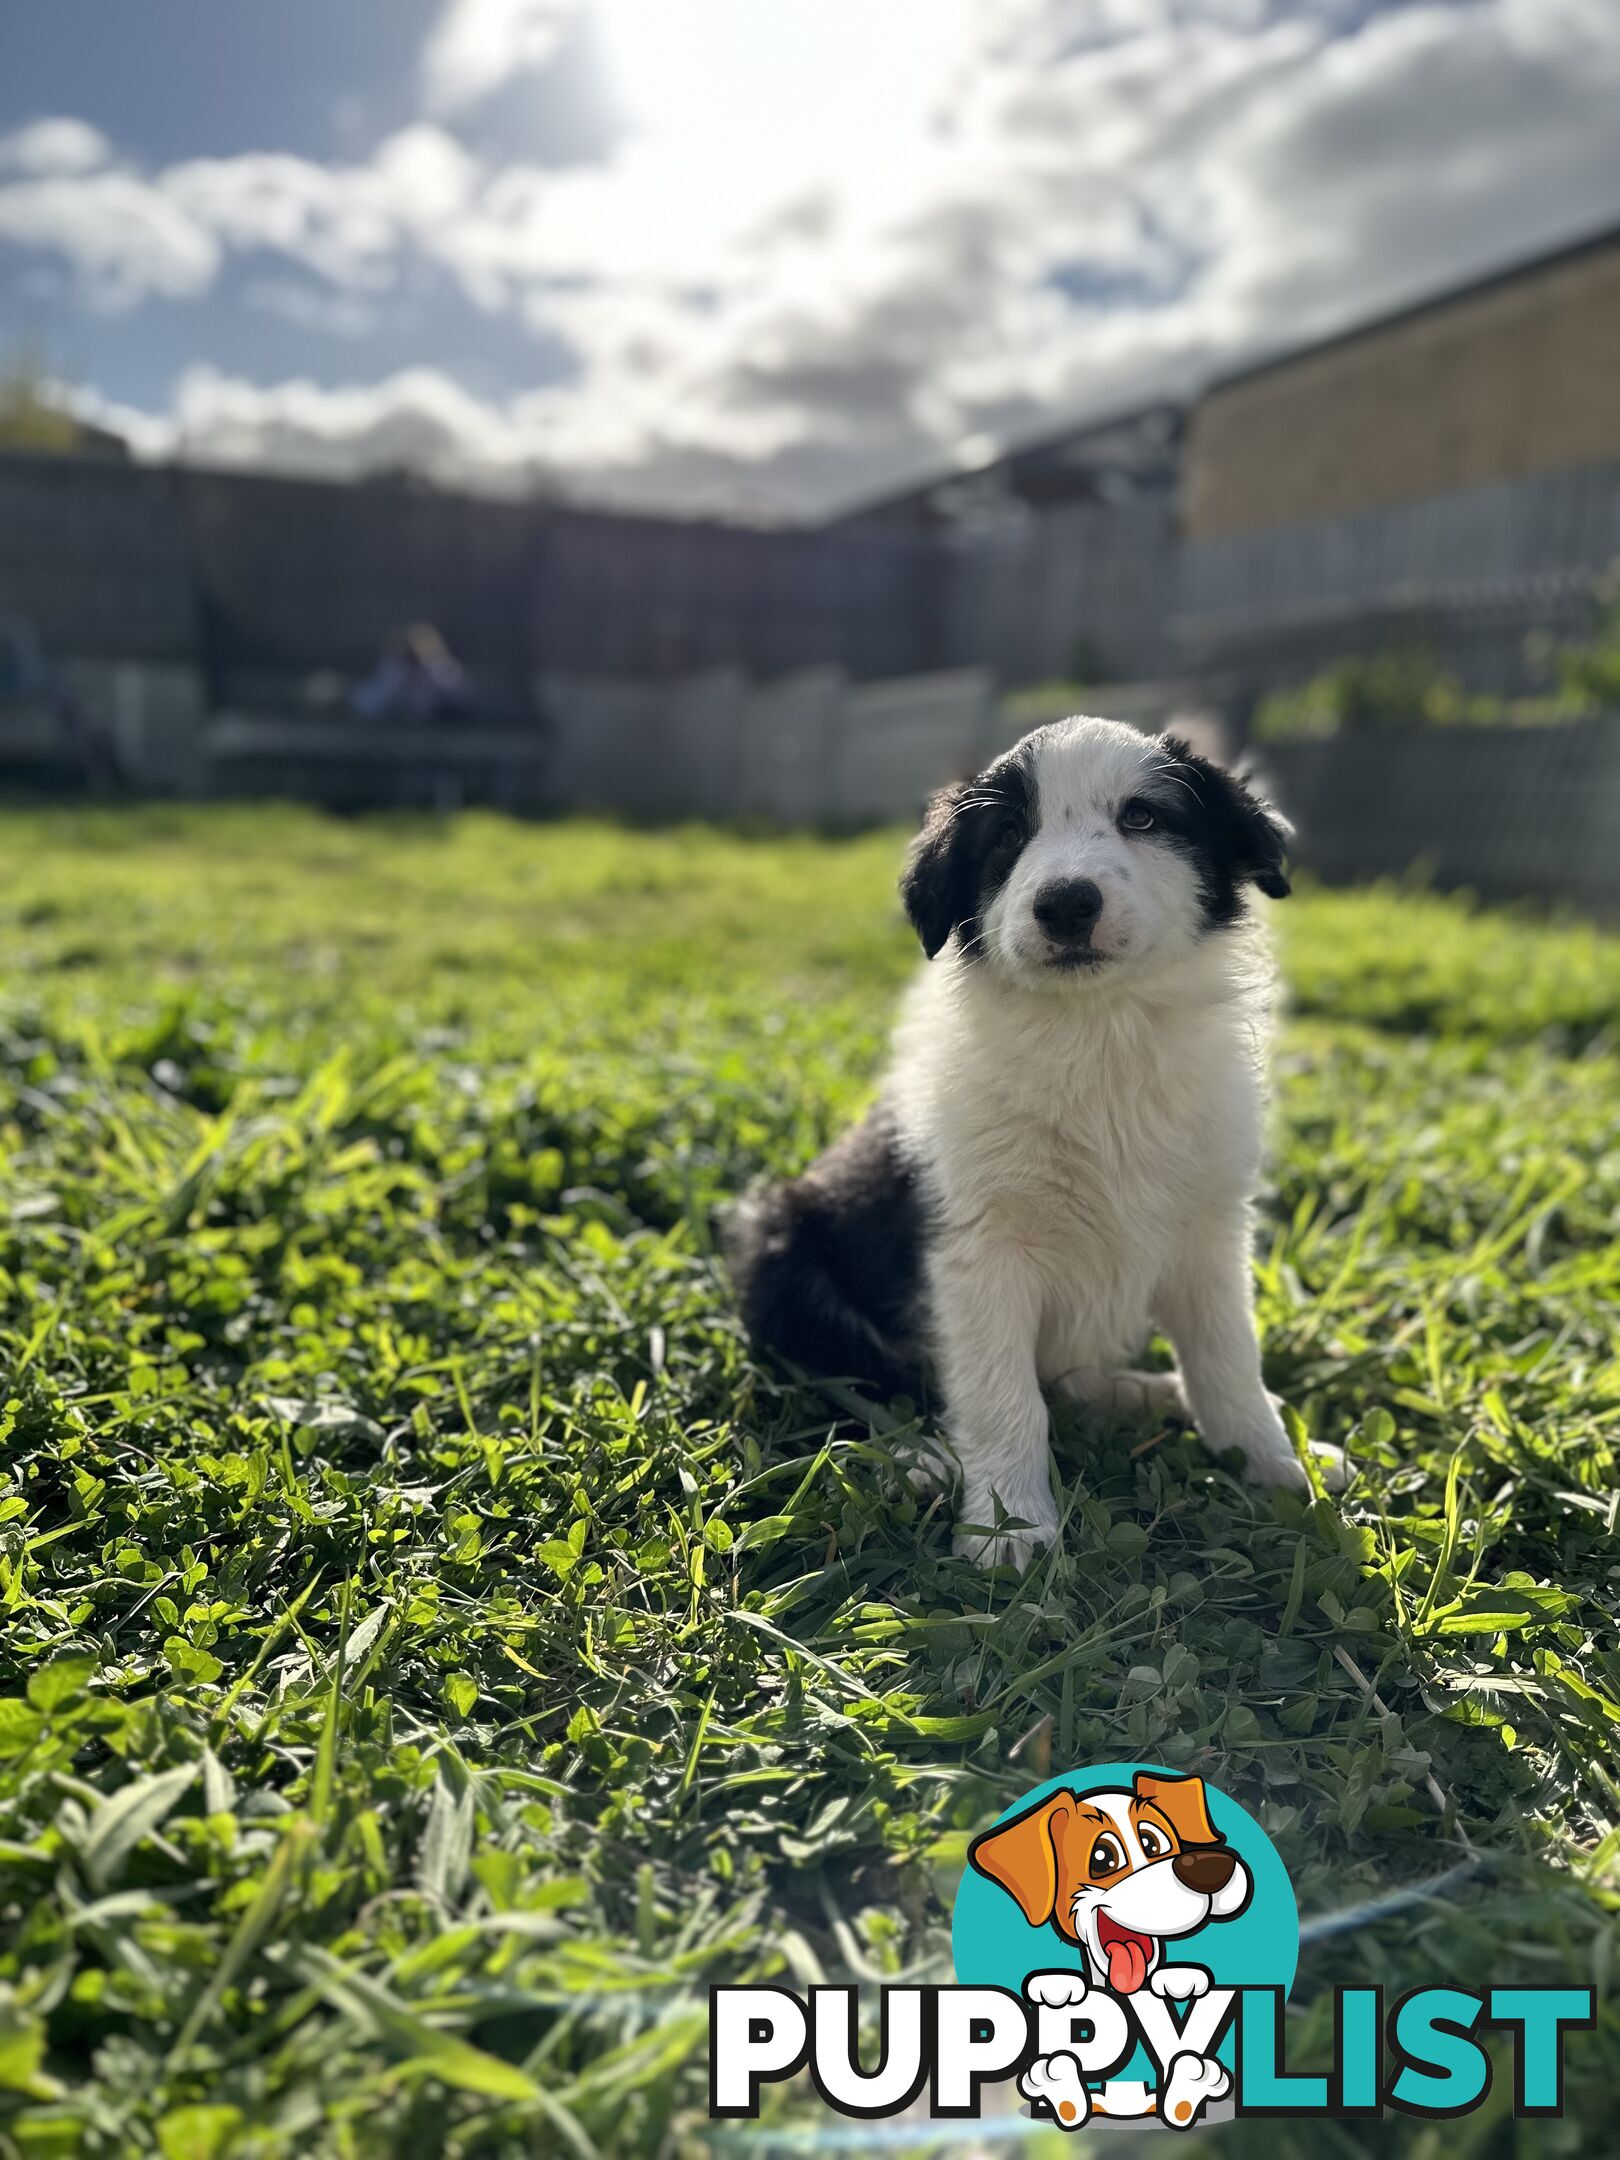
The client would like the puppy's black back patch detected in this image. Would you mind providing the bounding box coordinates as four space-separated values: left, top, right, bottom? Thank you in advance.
724 1110 925 1397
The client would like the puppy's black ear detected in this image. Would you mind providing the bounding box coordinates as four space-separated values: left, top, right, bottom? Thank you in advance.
901 780 978 958
1159 735 1294 898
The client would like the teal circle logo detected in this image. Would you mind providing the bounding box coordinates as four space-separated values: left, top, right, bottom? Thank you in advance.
952 1763 1297 2122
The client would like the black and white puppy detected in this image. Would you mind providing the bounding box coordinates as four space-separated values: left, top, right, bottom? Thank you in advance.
726 717 1345 1563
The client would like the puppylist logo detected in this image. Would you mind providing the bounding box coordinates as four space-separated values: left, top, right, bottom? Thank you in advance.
711 1762 1594 2130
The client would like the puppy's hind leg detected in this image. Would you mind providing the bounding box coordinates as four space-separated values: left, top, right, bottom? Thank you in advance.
1051 1365 1189 1422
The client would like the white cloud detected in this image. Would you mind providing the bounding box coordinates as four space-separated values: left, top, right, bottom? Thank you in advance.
421 0 580 112
0 116 112 176
0 125 485 304
371 124 480 223
163 148 404 291
158 364 559 487
4 0 1619 511
0 169 218 306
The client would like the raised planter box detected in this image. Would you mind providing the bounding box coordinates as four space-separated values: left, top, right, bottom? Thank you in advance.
1258 717 1620 910
205 712 550 813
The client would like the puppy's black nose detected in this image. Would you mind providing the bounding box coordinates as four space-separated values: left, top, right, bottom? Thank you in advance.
1172 1848 1236 1894
1034 878 1104 942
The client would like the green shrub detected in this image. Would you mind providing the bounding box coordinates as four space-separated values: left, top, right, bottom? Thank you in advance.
1253 649 1477 741
1553 573 1620 712
1258 574 1620 742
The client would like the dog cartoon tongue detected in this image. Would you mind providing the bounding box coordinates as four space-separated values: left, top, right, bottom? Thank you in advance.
1097 1913 1153 1993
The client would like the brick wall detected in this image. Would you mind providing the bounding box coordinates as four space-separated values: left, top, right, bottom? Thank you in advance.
1185 229 1620 536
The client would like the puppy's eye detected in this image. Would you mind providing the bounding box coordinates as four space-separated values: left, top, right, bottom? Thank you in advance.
1138 1825 1167 1858
994 818 1022 851
1089 1834 1125 1878
1119 800 1156 833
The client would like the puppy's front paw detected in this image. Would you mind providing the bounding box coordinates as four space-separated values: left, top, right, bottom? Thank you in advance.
955 1486 1058 1568
1306 1438 1350 1491
1239 1444 1312 1493
1213 1396 1347 1497
954 1515 1057 1568
1149 1964 1211 2002
1241 1436 1349 1495
1264 1394 1350 1492
893 1433 956 1496
1026 1969 1091 2008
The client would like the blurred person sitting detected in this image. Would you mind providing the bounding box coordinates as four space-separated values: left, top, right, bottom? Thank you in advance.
351 623 470 723
0 614 45 703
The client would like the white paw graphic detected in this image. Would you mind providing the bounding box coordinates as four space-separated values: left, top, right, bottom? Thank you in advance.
1020 2052 1090 2130
1158 2051 1231 2130
1025 1969 1091 2008
1149 1964 1211 2001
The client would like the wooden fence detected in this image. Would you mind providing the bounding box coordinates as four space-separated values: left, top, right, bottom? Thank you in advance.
5 449 1618 717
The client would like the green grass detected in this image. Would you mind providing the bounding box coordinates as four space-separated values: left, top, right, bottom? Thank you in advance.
0 803 1617 2158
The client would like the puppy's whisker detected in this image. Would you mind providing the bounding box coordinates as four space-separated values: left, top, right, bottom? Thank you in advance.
1147 767 1200 807
942 794 1005 824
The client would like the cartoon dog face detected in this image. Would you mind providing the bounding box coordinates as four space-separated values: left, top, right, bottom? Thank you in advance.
968 1773 1251 1995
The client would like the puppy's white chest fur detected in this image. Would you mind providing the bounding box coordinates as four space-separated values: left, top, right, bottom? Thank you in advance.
888 950 1263 1368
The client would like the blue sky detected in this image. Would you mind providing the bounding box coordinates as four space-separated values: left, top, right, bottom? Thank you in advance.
2 0 1617 515
1 5 438 166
